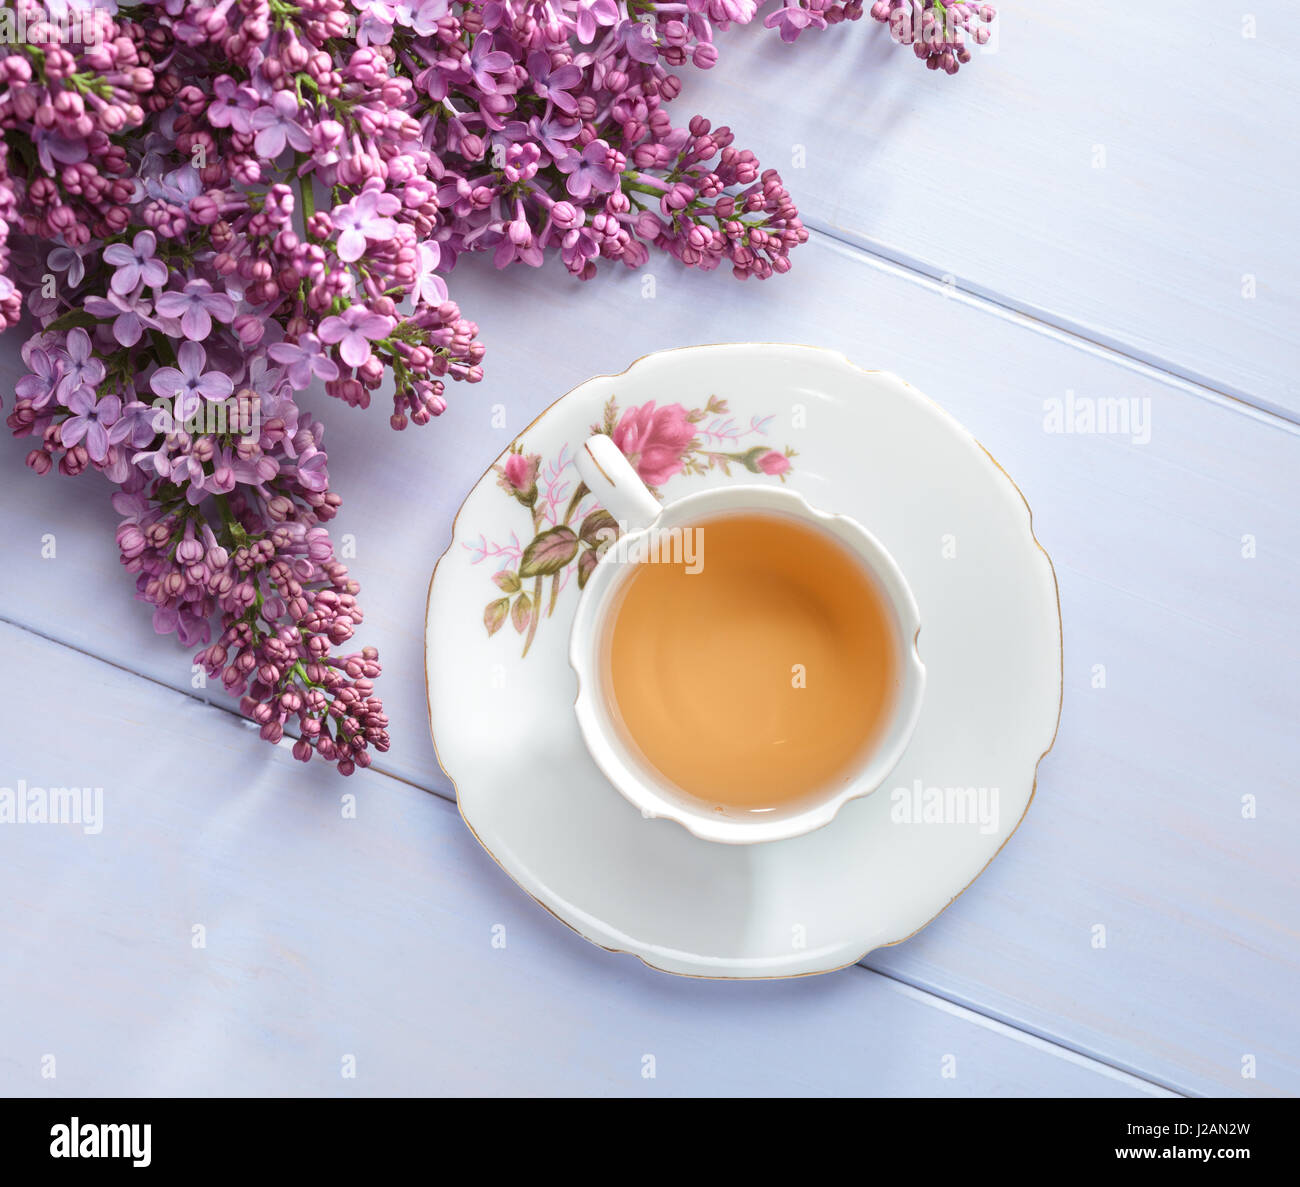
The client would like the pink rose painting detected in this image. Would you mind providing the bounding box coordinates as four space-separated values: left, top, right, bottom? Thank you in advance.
496 449 541 507
473 395 796 656
756 449 792 477
611 401 696 488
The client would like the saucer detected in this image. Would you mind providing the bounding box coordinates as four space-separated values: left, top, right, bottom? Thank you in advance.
425 344 1061 979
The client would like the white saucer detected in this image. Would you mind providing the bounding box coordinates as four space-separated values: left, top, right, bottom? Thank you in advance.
426 345 1061 979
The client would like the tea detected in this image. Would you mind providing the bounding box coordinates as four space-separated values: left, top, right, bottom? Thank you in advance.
604 511 900 813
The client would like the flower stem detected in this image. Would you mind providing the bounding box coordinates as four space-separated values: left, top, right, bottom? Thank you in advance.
521 576 543 657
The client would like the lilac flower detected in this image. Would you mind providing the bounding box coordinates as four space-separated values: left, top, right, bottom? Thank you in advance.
102 231 168 296
101 446 135 486
526 51 582 115
412 242 448 305
355 0 397 45
559 223 601 272
205 444 238 496
205 76 258 134
149 341 235 422
44 0 118 20
24 288 58 320
3 269 26 304
34 128 87 175
528 112 581 160
331 191 400 263
268 335 342 389
395 0 448 35
575 0 618 43
54 328 106 403
500 140 541 184
494 229 544 269
467 32 513 93
107 401 162 451
293 446 330 493
154 279 237 341
47 242 92 287
15 348 63 409
244 354 284 402
233 451 281 486
318 306 395 368
152 603 210 647
556 139 621 200
250 91 312 158
132 438 175 480
615 19 660 64
173 452 210 504
61 390 122 463
84 291 155 347
142 164 202 208
763 4 827 42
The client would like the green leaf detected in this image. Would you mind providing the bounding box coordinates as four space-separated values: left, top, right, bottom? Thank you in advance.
518 526 579 578
577 548 599 591
493 570 521 594
44 309 100 334
579 509 619 547
484 598 510 637
511 591 533 634
562 481 589 525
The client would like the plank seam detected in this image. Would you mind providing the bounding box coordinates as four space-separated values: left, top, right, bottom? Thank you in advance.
856 962 1184 1098
0 611 441 795
802 221 1300 434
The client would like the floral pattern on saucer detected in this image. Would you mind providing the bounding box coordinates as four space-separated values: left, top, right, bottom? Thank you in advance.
466 394 797 656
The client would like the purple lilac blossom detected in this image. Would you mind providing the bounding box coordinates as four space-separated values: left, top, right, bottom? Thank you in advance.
0 0 981 772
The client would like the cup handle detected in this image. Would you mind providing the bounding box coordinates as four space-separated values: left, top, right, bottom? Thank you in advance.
574 434 661 532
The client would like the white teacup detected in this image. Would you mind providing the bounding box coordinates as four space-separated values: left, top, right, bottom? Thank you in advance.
570 434 926 844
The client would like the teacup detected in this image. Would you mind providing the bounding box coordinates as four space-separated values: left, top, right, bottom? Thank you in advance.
570 433 925 844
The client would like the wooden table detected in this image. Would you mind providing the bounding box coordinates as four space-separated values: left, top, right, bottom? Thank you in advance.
1 8 1296 1096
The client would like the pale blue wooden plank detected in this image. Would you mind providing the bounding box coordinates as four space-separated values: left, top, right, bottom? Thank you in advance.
677 5 1300 415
